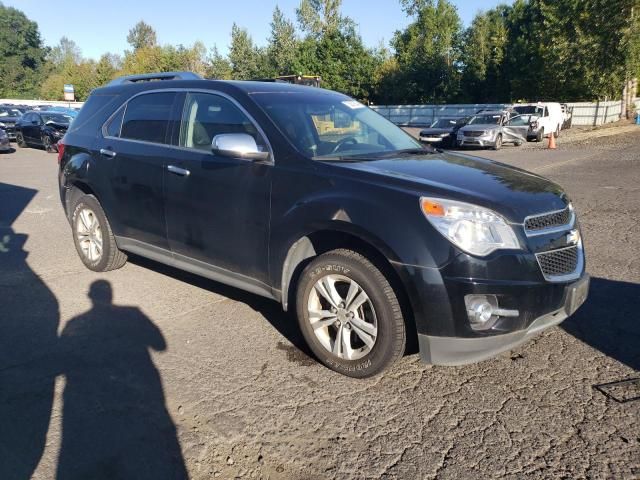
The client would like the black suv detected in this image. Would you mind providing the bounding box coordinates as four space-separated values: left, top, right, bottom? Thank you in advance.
58 72 589 378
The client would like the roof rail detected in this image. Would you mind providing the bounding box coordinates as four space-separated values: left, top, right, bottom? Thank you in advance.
106 71 203 87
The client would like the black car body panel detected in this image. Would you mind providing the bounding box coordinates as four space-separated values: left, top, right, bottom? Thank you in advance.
58 76 588 366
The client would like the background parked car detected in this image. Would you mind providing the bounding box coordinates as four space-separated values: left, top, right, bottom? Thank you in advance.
419 117 469 147
456 111 521 150
0 126 10 152
0 106 23 141
16 111 71 152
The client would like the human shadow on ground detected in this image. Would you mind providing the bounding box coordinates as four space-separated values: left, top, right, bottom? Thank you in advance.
0 182 59 480
561 277 640 371
56 280 188 480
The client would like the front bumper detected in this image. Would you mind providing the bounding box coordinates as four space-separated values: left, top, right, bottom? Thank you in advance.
457 136 495 147
418 274 589 365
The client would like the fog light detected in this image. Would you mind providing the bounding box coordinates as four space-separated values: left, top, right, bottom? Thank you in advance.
464 295 519 331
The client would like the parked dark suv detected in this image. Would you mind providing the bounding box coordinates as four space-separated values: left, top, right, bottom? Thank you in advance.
58 72 589 378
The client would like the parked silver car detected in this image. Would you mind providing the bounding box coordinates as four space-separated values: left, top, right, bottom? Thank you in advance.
456 111 530 150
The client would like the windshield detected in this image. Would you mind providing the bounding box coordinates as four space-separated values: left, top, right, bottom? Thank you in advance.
252 91 421 159
430 118 457 128
41 113 72 124
0 107 21 117
514 105 542 115
468 114 502 125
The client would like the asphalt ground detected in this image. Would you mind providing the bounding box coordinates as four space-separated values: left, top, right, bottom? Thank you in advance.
0 127 639 479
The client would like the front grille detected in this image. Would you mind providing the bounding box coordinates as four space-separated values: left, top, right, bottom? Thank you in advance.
536 245 580 280
525 206 572 233
464 131 484 137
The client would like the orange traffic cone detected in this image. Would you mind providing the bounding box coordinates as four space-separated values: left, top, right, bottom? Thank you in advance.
547 130 557 149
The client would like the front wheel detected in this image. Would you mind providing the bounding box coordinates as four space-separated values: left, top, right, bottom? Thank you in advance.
296 249 406 378
16 132 27 148
42 135 55 153
493 134 502 150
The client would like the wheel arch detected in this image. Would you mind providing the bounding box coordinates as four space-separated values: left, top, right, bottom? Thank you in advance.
280 226 420 353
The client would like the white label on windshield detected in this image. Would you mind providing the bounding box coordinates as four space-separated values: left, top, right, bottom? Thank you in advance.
342 100 365 110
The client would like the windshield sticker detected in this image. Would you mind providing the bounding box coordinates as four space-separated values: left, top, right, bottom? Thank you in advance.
342 100 365 110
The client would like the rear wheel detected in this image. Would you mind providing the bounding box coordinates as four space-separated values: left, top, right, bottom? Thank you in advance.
71 194 127 272
296 249 406 378
493 134 502 150
16 132 27 148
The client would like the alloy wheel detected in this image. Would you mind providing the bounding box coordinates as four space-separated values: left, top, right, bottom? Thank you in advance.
76 207 103 262
307 274 378 360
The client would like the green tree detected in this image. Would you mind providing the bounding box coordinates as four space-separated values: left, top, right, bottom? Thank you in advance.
390 0 463 103
296 0 345 36
205 46 233 79
459 7 509 102
94 53 121 86
228 23 264 79
127 20 157 51
0 3 47 98
268 6 298 75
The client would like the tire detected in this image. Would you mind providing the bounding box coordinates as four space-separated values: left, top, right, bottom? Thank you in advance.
16 132 27 148
493 134 502 150
42 135 54 153
296 249 406 378
554 126 560 138
536 129 543 142
71 194 127 272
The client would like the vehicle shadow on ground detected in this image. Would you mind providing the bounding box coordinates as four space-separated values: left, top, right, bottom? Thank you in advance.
128 255 315 362
561 277 640 371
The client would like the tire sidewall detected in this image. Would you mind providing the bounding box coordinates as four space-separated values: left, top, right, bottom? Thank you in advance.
16 132 26 147
71 196 112 272
296 254 399 377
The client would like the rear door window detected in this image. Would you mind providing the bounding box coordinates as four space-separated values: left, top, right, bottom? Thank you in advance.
121 92 178 144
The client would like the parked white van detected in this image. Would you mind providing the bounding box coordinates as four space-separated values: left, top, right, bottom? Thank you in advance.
513 102 563 141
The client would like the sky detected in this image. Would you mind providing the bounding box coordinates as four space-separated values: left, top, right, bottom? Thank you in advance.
6 0 513 60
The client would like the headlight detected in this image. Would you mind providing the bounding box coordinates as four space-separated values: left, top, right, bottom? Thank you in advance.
0 122 5 128
440 133 450 137
420 197 520 256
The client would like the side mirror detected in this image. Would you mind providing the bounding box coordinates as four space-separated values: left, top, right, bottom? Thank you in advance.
211 133 270 162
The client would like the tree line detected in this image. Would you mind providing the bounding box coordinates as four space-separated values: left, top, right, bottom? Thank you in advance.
1 0 638 104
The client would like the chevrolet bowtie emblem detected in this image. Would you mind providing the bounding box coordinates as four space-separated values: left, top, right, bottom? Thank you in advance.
566 229 580 245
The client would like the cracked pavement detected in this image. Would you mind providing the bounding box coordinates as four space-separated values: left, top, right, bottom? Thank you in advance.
0 129 638 479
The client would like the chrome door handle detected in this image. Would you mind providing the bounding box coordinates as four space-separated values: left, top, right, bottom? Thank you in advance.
167 165 190 177
99 148 116 158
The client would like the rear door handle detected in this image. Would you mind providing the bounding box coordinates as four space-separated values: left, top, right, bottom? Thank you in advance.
167 165 190 177
99 148 116 158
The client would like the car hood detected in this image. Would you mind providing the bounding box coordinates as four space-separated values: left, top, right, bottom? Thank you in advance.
419 128 453 136
459 124 500 132
329 151 568 221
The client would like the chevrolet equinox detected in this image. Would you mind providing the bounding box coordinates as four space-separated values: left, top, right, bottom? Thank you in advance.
58 72 589 378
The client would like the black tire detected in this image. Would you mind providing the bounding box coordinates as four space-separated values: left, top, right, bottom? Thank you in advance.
554 126 560 138
296 249 406 378
16 132 27 148
42 135 54 153
493 134 502 150
536 129 543 142
71 194 127 272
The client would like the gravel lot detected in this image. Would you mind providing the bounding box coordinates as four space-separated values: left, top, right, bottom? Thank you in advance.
1 127 639 479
